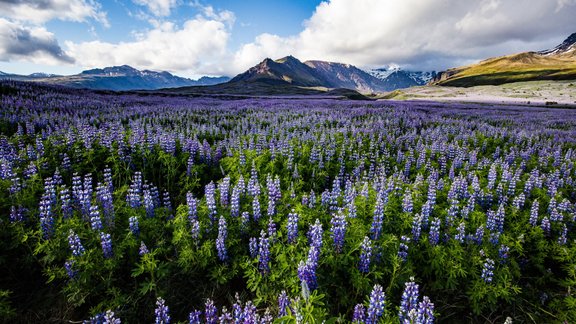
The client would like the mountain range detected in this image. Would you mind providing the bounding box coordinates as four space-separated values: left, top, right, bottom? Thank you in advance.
0 65 230 90
432 33 576 86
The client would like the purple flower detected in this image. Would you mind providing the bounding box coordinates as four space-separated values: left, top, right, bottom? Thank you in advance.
278 290 290 317
68 230 85 257
399 280 419 323
129 216 139 236
359 236 372 273
252 196 261 222
366 284 385 324
104 310 121 324
398 236 410 262
188 310 202 324
90 205 103 231
39 195 54 239
330 211 347 253
249 237 258 258
205 299 218 324
100 232 113 258
155 297 170 324
352 304 366 323
370 196 385 240
481 258 495 283
216 216 228 262
258 231 270 274
308 219 323 249
428 218 440 246
417 296 435 324
139 241 149 256
287 209 299 244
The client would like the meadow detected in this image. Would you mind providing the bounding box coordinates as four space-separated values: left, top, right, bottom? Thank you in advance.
1 81 576 323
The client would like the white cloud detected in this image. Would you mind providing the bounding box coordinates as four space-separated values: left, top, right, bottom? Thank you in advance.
0 18 74 64
66 9 235 76
0 0 108 26
133 0 178 17
231 0 576 73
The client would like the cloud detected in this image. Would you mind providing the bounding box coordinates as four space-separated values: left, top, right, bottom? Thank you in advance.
66 9 235 75
132 0 178 17
0 18 74 64
232 0 576 73
0 0 108 26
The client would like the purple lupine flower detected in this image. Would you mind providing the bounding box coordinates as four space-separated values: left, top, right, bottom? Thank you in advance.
10 205 25 222
481 258 495 283
39 194 54 239
267 217 277 239
143 188 155 218
558 224 568 245
278 290 290 317
216 216 228 262
249 237 258 258
287 209 299 244
370 196 384 240
366 284 385 324
104 310 121 324
498 244 509 263
100 232 113 258
187 192 197 221
403 190 413 214
90 205 103 231
359 236 372 273
298 260 317 291
205 182 217 224
398 236 410 262
429 218 440 246
129 216 139 236
417 296 435 324
189 310 202 324
190 218 200 241
205 299 218 324
258 231 270 274
230 186 240 217
352 304 366 323
155 297 170 324
60 188 72 219
348 202 357 219
412 213 423 242
399 280 419 323
219 307 232 323
240 211 250 232
455 222 466 243
252 196 261 222
330 211 347 253
68 230 85 257
218 176 230 206
139 241 149 256
65 259 77 279
308 218 323 249
540 216 551 235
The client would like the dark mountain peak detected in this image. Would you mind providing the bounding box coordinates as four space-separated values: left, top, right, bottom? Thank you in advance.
275 55 300 64
81 65 140 76
539 32 576 55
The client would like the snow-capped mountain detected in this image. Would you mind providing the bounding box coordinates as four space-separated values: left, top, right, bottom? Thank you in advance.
368 67 436 90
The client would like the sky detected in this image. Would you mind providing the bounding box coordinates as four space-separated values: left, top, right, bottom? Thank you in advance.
1 0 576 78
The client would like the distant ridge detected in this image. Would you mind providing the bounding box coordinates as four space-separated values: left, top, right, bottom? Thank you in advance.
432 32 576 86
0 65 230 91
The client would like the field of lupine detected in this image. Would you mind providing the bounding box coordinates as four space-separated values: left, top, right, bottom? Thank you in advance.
1 81 576 323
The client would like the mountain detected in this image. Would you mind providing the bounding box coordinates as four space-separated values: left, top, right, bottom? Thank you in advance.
432 33 576 86
0 65 230 90
230 56 389 93
368 67 436 90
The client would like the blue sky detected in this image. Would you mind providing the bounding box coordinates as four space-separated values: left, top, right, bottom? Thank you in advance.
1 0 575 78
